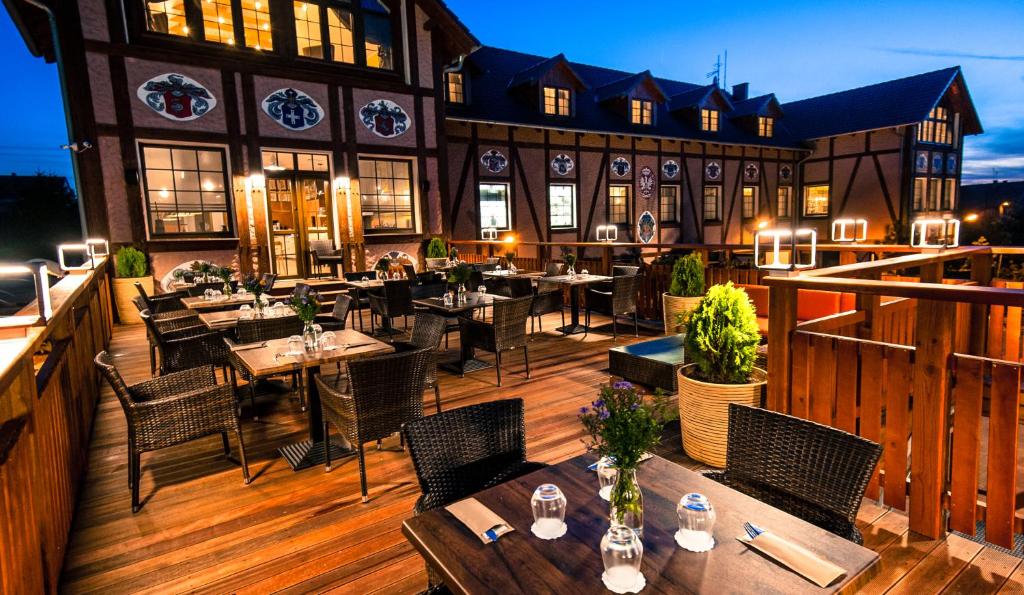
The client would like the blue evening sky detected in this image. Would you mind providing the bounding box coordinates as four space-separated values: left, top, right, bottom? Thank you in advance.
2 0 1022 189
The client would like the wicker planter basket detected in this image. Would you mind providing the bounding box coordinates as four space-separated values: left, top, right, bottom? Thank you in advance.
677 364 767 467
662 294 702 335
112 276 152 324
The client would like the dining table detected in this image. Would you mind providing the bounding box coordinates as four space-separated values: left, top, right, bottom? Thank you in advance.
180 293 256 311
229 329 393 470
412 292 507 374
342 278 384 332
541 273 613 335
402 454 879 595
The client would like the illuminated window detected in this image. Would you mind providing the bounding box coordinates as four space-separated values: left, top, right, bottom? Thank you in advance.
294 1 323 58
145 0 189 36
659 185 678 223
917 107 953 145
359 158 415 232
943 178 956 210
802 184 830 217
240 0 272 49
202 0 235 44
543 87 571 116
608 185 629 224
777 186 792 218
446 71 464 104
928 178 940 210
742 186 757 219
327 6 355 63
549 184 576 228
758 116 774 138
363 0 393 69
478 183 510 231
703 186 721 221
631 99 653 125
913 177 926 210
701 108 719 132
140 144 233 237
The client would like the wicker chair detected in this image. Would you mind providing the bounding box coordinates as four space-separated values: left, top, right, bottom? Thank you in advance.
314 347 433 502
141 310 229 375
613 265 641 276
344 271 374 329
132 296 201 375
368 279 415 335
544 262 563 277
135 282 187 314
392 313 447 413
186 282 225 297
505 277 534 298
309 239 342 279
260 273 277 292
94 352 250 513
529 286 565 336
584 273 642 340
228 315 304 419
315 294 353 331
458 295 532 386
403 264 417 280
704 404 882 544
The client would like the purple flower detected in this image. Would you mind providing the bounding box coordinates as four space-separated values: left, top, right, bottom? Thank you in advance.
579 406 589 414
630 403 641 411
598 409 610 420
593 399 605 409
613 381 633 390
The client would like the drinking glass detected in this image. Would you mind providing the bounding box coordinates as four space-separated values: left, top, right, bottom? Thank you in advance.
597 458 618 501
272 302 287 318
530 484 567 539
204 288 215 301
478 285 487 295
443 292 453 307
361 276 369 282
320 331 337 351
601 525 644 592
675 492 716 552
237 288 248 297
238 304 253 320
581 269 590 276
286 335 304 356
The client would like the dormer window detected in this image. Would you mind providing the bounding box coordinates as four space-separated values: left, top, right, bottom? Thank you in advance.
631 99 653 125
543 86 571 117
918 107 954 145
758 116 774 138
446 71 464 104
701 108 719 132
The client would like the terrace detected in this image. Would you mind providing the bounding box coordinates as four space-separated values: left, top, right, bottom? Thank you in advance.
4 238 1024 593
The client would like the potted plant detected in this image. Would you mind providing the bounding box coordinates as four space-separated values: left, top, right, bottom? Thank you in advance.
678 282 765 467
426 237 449 271
289 287 323 352
242 272 269 316
190 259 213 282
662 252 705 335
112 246 151 324
448 262 472 302
561 247 578 276
580 381 672 535
375 256 391 280
216 265 235 295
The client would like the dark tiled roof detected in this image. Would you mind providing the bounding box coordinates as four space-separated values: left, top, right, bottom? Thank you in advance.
729 94 780 119
594 70 667 103
507 53 585 90
666 84 731 112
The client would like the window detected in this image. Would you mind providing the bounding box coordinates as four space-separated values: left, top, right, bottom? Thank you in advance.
549 184 576 228
913 177 926 211
631 99 653 125
294 1 323 57
741 186 758 219
943 178 956 210
362 0 393 69
293 0 393 68
446 71 464 104
543 86 571 116
928 179 940 211
140 144 232 237
701 108 719 132
202 0 235 44
703 186 721 221
145 0 189 36
359 158 414 232
917 107 953 145
608 185 629 224
478 183 510 231
803 184 830 217
659 185 678 223
146 0 271 48
327 6 355 63
777 186 792 218
758 116 774 138
241 0 272 49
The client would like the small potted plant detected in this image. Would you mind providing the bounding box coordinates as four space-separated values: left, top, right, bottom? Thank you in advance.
289 287 323 352
190 260 213 282
447 262 472 301
580 381 672 535
112 246 151 324
216 265 235 295
449 246 460 264
242 272 269 316
375 256 391 280
426 237 448 271
678 282 765 467
662 252 705 335
561 247 578 277
504 250 517 270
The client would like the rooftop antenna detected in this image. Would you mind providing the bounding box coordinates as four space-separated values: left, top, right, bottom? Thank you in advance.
723 49 728 89
706 54 722 87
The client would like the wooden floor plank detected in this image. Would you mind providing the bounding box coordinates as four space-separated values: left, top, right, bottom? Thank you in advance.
941 544 1022 595
884 533 984 594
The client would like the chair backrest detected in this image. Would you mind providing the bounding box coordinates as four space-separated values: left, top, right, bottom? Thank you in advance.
479 263 497 272
131 295 148 314
415 271 439 284
94 351 134 415
260 272 277 292
505 277 534 298
138 310 167 347
408 312 447 349
134 282 153 307
468 270 485 290
724 404 882 526
294 282 313 297
411 279 446 300
346 347 433 438
308 239 333 256
403 264 417 279
483 277 507 296
236 315 303 344
492 295 532 349
186 282 222 297
344 271 373 281
403 398 529 511
485 257 499 265
611 273 642 314
383 279 413 305
331 294 353 324
613 265 640 277
545 262 563 277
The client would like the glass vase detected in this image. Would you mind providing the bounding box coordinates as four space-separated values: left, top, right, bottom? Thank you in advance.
567 265 576 278
222 282 232 296
302 321 318 353
253 295 265 318
610 468 644 536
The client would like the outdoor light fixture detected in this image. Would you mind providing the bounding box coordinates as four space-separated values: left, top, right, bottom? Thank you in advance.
754 228 817 270
963 213 979 223
596 225 618 242
911 218 960 249
503 234 515 244
58 243 95 271
831 218 868 243
85 238 109 258
756 219 769 230
0 262 52 323
481 227 498 240
248 174 266 191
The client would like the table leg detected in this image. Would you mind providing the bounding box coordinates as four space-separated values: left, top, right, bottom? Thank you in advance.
354 288 364 332
556 285 588 335
439 314 495 375
278 364 356 471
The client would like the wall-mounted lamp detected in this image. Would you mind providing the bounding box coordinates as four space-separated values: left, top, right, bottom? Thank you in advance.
481 227 498 241
754 228 817 270
756 219 769 230
85 238 110 258
963 213 979 223
911 218 960 249
831 218 868 243
58 243 95 271
503 234 516 244
0 262 52 323
247 173 266 191
596 224 618 242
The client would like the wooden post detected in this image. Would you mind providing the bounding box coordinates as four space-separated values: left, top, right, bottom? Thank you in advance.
601 246 611 276
909 298 956 538
857 272 882 341
969 252 993 356
767 283 798 413
838 250 856 266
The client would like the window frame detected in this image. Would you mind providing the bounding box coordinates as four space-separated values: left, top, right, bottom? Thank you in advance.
631 98 653 125
758 116 774 138
607 184 630 225
742 185 758 219
776 185 792 218
138 141 236 239
477 182 511 233
943 178 956 211
913 177 927 211
445 70 465 104
701 108 719 132
548 183 577 229
659 184 678 224
802 184 830 218
542 86 572 117
702 185 722 222
917 106 954 145
358 156 417 235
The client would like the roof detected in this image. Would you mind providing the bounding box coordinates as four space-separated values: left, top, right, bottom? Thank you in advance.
781 67 982 140
960 181 1024 213
507 54 586 90
729 94 782 119
594 71 667 103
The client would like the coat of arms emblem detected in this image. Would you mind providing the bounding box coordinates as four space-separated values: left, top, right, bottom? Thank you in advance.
551 154 574 176
946 154 957 174
744 163 760 182
662 160 679 179
262 88 324 131
779 165 792 181
481 150 508 174
611 157 631 177
359 99 410 138
137 73 216 121
639 166 656 199
932 153 944 173
705 160 722 181
637 211 657 244
916 151 929 173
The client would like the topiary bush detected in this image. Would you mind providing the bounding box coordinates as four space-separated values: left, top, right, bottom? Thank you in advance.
684 282 761 384
668 252 705 297
426 237 447 259
115 246 147 278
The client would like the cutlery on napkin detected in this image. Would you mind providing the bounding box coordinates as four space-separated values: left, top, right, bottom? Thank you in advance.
737 522 846 588
445 498 514 544
232 342 267 351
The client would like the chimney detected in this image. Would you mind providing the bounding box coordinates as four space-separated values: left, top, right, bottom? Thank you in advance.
731 82 749 101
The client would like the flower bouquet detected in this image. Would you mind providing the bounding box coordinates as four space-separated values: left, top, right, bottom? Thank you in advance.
216 265 235 295
242 272 269 315
289 288 323 351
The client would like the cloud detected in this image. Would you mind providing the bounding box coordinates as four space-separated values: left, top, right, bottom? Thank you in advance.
876 47 1024 61
962 123 1024 182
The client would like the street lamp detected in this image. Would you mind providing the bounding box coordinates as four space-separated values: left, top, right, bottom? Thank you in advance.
754 228 817 270
596 224 618 242
831 218 868 243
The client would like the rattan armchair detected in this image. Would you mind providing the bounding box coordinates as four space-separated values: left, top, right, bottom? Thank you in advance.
309 239 343 279
392 312 447 413
227 315 304 419
260 273 277 292
315 294 353 331
584 273 642 340
544 262 564 277
314 347 433 502
132 296 201 375
140 309 230 376
135 282 187 314
94 352 250 513
368 279 415 335
530 285 565 336
186 282 225 297
458 295 532 386
704 404 882 544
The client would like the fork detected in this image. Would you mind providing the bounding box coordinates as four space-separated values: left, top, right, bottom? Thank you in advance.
743 522 765 539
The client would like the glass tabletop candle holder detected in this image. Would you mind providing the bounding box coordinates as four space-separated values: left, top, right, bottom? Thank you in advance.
596 457 618 502
203 288 215 301
478 285 487 295
286 335 304 356
238 304 253 320
601 524 645 593
320 331 337 351
530 484 567 540
675 492 716 552
443 292 453 307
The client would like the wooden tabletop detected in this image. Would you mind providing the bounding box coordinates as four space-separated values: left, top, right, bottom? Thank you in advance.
412 292 506 316
181 294 255 310
230 329 393 377
342 279 385 290
198 310 300 330
543 273 612 287
482 270 544 278
402 455 878 595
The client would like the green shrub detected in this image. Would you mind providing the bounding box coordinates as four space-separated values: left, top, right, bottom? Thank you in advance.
426 237 447 259
684 282 761 384
668 252 705 297
448 262 472 285
115 246 147 278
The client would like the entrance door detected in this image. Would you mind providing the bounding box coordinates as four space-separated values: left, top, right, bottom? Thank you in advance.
266 172 332 278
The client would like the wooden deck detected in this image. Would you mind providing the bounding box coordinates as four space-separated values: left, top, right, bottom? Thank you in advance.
61 312 1024 594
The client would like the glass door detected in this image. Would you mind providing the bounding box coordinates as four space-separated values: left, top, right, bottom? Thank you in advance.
267 173 333 278
267 176 300 278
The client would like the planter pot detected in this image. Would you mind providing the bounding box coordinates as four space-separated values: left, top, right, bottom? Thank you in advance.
112 276 152 324
677 364 767 467
662 294 703 335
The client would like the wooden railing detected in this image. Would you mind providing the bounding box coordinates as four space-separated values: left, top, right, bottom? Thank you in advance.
0 261 113 592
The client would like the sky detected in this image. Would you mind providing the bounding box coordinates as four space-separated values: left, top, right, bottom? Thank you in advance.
1 0 1022 189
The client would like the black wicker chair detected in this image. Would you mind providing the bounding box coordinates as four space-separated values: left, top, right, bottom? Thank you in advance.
95 352 250 513
132 295 201 375
186 282 225 297
309 239 343 279
704 404 882 544
368 279 415 336
403 264 417 280
135 282 187 314
613 265 641 276
315 294 353 331
314 347 433 502
141 310 229 376
505 277 534 298
544 262 563 277
260 273 278 292
529 285 565 336
228 315 305 419
458 295 532 386
584 273 642 340
392 312 447 413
